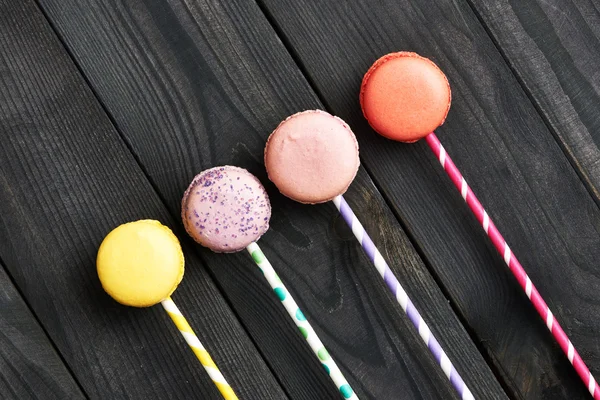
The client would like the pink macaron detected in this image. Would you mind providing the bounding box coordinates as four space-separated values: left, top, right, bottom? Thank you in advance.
264 110 360 204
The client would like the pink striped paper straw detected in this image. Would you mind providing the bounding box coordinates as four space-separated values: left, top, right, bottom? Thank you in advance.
425 132 599 399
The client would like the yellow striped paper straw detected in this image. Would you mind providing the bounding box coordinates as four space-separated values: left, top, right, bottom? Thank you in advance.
161 297 239 400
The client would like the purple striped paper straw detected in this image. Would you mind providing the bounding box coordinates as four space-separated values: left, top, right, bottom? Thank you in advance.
333 195 474 400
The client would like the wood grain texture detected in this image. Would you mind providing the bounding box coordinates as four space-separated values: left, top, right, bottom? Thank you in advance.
467 0 600 206
0 1 286 399
257 0 600 399
0 264 85 400
34 0 507 398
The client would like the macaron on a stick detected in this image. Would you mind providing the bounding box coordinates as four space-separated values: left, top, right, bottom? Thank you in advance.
97 220 238 400
182 166 358 400
361 51 599 399
264 110 474 400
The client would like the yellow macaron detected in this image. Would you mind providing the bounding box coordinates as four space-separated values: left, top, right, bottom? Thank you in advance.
97 220 184 307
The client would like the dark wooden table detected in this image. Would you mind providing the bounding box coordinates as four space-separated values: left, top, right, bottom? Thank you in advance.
1 0 599 399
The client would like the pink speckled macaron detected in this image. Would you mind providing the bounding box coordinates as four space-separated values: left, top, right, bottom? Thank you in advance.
181 166 271 253
264 110 360 204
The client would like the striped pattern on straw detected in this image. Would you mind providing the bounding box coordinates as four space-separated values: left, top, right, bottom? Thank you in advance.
246 242 358 400
333 195 474 400
161 297 239 400
425 132 598 399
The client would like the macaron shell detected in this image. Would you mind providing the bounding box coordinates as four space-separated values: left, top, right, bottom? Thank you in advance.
97 220 184 308
181 166 271 253
360 52 451 142
264 110 360 204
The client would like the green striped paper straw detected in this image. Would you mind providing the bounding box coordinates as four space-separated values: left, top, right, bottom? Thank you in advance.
246 242 358 400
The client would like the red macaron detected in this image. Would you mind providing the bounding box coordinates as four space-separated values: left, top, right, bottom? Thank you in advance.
360 52 451 142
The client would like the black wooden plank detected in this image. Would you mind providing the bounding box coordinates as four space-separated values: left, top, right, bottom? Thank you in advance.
0 1 286 399
34 0 507 399
256 0 600 399
0 264 85 400
467 0 600 206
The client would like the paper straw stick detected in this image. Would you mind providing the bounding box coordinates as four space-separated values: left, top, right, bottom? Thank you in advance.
425 132 599 399
246 242 359 400
161 297 239 400
333 195 474 400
